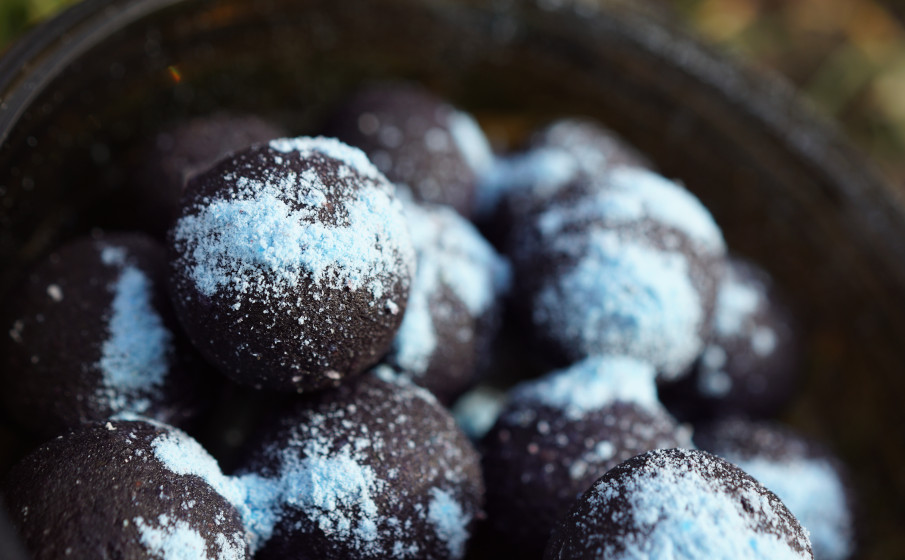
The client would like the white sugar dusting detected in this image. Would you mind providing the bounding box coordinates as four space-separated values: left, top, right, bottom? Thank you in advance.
533 231 704 378
151 429 243 505
101 245 127 265
752 326 778 357
97 245 173 414
508 355 659 420
698 363 733 398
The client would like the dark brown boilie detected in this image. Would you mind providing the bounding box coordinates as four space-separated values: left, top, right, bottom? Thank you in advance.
133 113 286 235
0 232 207 439
167 137 415 393
382 202 509 404
694 418 858 560
479 356 690 557
2 421 248 560
323 83 493 217
659 256 801 422
545 448 814 560
235 369 485 560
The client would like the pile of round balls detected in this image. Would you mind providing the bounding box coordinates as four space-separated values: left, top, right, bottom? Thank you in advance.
0 84 858 560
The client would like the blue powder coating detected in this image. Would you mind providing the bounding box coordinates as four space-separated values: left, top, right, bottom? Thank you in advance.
714 271 762 337
530 167 724 255
607 167 725 252
149 374 477 559
97 245 173 414
391 263 437 375
272 445 382 552
151 427 385 555
390 203 510 375
533 230 704 379
732 457 854 560
427 488 471 559
134 515 209 560
580 453 811 559
507 355 660 420
134 514 245 560
474 147 579 218
269 136 382 180
447 110 494 176
172 137 414 305
450 386 506 441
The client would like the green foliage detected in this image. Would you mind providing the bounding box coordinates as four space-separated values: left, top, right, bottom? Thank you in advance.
0 0 78 49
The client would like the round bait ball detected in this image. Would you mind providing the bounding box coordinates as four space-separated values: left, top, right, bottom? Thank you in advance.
694 418 858 560
2 420 249 560
481 356 691 554
0 232 207 438
133 113 286 235
545 448 814 560
324 83 493 216
234 368 484 560
168 137 415 392
384 202 510 404
659 256 801 421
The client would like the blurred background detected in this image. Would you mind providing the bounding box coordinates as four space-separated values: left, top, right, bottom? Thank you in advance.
3 0 905 186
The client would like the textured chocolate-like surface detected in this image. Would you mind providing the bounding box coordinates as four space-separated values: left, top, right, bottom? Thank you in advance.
2 421 248 560
384 202 509 404
659 257 801 421
324 83 492 216
506 165 727 379
168 137 414 392
134 113 286 235
0 233 206 438
481 356 690 556
694 418 858 560
235 369 484 560
545 448 813 560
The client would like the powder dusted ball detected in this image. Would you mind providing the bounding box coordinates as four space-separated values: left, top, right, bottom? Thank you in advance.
2 420 248 560
133 113 286 235
530 118 652 174
519 167 727 379
545 448 814 560
694 419 858 560
168 137 415 392
659 257 801 421
0 233 207 438
476 117 652 240
481 356 692 555
324 84 493 216
233 368 484 560
384 202 511 404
